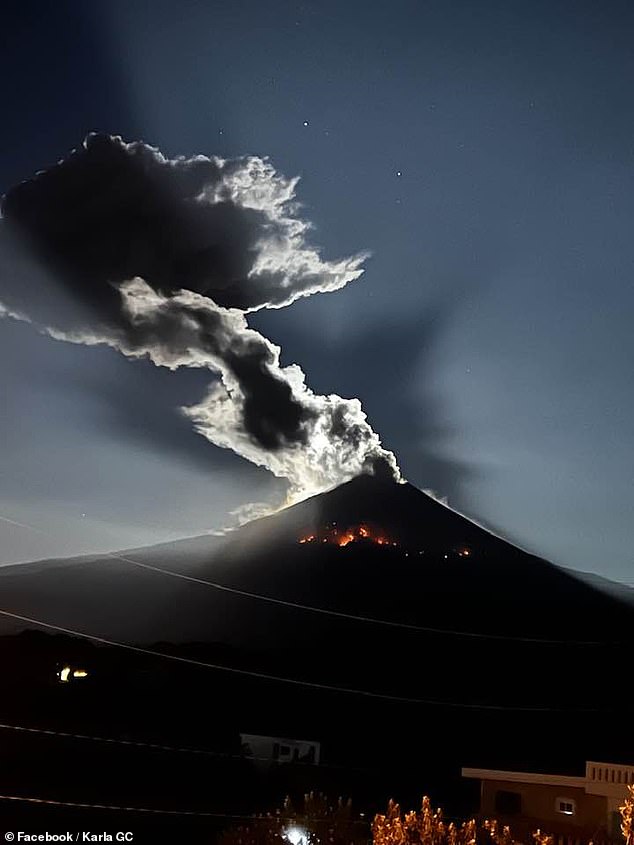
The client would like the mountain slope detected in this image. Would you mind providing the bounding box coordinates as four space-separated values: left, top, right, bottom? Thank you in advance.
1 474 631 647
1 474 632 805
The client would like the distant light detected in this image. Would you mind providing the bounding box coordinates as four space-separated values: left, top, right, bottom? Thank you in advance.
303 121 309 127
59 666 71 683
285 826 307 845
396 170 402 177
73 669 88 679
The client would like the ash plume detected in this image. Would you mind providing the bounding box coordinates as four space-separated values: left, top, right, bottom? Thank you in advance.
0 134 400 501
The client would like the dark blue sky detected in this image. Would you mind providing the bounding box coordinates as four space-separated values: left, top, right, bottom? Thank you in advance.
1 0 633 584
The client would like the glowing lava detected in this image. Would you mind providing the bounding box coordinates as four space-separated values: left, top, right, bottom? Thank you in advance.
298 523 394 548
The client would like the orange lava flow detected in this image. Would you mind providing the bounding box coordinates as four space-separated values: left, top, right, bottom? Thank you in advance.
298 523 394 548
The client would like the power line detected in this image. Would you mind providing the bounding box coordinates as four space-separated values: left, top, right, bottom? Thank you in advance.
0 509 622 647
0 793 454 826
0 722 369 772
0 607 605 712
0 514 48 533
0 794 339 821
0 721 253 762
110 551 619 647
0 793 373 826
0 792 230 817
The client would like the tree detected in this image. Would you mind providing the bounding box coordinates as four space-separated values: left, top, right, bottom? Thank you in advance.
372 796 476 845
220 792 368 845
621 785 634 845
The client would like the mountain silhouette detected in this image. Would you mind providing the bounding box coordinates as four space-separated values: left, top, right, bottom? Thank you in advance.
1 474 632 803
2 473 632 649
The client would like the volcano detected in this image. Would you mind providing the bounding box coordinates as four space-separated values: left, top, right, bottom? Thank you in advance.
1 475 632 809
2 474 631 646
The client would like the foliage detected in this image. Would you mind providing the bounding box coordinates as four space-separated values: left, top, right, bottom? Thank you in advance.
531 831 554 845
483 819 517 845
222 781 634 845
372 789 634 845
621 785 634 845
219 792 367 845
372 796 476 845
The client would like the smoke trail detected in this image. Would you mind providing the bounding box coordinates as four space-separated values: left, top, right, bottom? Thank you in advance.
0 134 400 501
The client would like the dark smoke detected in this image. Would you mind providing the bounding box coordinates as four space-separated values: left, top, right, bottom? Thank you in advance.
0 134 400 501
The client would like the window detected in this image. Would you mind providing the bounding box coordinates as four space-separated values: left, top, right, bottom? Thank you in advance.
556 798 576 816
494 791 522 815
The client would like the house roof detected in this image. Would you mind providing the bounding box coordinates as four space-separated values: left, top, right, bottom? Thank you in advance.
461 767 586 789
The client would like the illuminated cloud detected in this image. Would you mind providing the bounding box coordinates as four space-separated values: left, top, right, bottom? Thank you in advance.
0 135 400 502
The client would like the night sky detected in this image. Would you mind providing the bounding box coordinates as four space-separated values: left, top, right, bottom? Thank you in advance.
1 0 633 586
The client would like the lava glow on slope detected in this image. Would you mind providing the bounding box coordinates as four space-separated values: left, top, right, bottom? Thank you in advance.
298 523 395 548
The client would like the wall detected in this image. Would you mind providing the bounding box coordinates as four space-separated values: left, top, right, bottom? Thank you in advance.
480 779 609 842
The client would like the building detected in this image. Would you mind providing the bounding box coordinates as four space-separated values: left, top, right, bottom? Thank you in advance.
240 733 321 768
462 761 633 844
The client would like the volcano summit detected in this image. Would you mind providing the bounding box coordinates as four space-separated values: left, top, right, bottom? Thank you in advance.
0 474 632 817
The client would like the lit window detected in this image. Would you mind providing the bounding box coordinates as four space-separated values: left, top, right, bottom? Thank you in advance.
556 798 576 816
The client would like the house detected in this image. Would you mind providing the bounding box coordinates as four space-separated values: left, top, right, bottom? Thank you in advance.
462 761 633 844
240 733 321 767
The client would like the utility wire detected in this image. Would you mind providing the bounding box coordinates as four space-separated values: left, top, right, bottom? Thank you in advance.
0 792 231 817
0 607 606 713
0 722 368 772
0 794 365 821
0 510 622 647
0 793 465 825
110 551 620 647
0 722 269 762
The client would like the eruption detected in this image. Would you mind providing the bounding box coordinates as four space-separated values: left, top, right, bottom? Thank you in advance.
299 523 395 548
0 134 400 503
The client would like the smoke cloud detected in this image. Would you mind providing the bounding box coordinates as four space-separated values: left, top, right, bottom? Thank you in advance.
0 134 400 503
